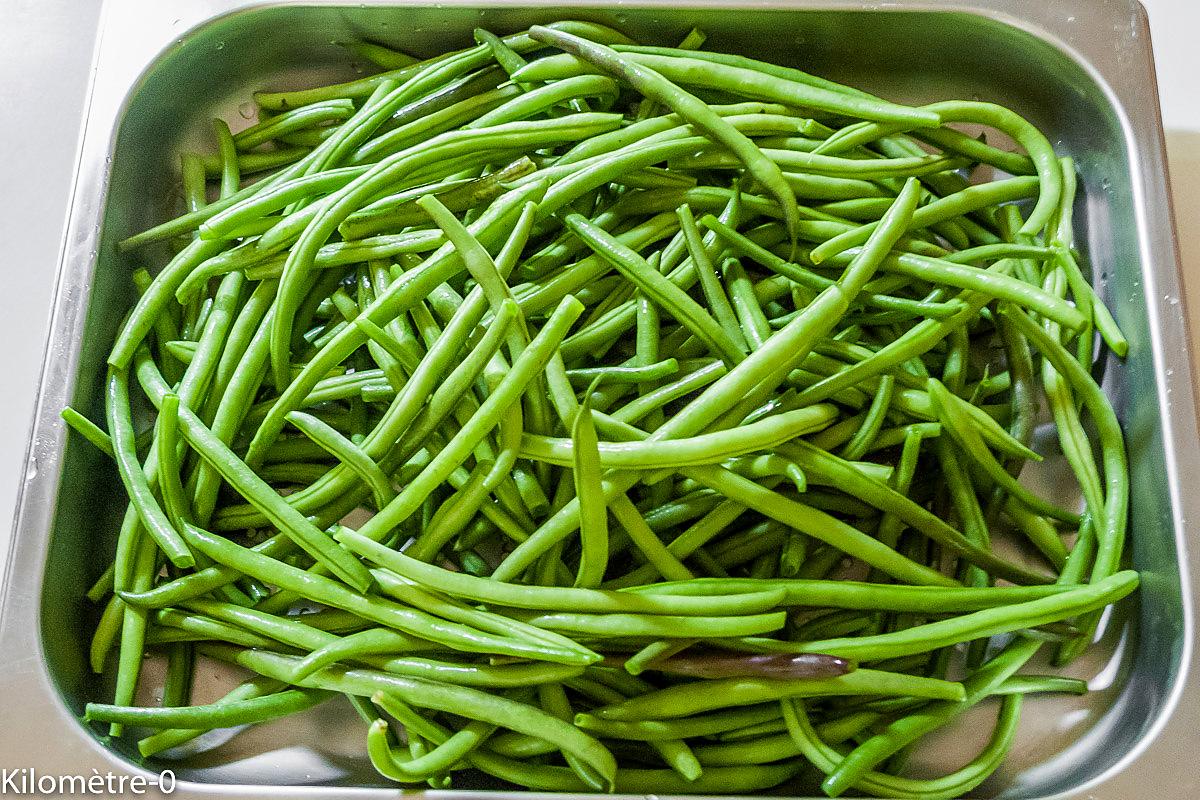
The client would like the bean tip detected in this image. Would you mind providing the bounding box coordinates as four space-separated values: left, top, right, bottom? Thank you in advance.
168 553 196 570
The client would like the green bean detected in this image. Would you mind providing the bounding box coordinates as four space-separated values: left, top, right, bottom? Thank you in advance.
783 694 1023 800
1001 305 1129 657
278 22 631 108
785 570 1135 661
155 394 193 529
477 749 801 793
150 608 280 648
826 122 1036 176
841 374 894 460
337 528 789 616
368 568 589 656
600 411 969 587
672 178 921 436
817 636 1042 796
367 716 494 784
61 407 114 458
679 203 746 349
609 492 695 582
180 598 420 653
181 152 207 216
695 148 967 180
89 594 124 673
591 669 965 722
702 215 962 319
341 157 536 238
286 627 433 681
291 627 587 687
1006 499 1069 569
474 27 529 79
339 40 418 69
87 688 332 728
520 609 786 638
310 62 475 173
136 676 289 757
576 673 705 782
620 639 694 677
105 369 193 568
352 85 523 163
575 703 779 741
108 529 157 737
179 522 596 665
528 28 801 241
629 577 1072 612
569 393 609 587
269 116 616 391
226 291 513 536
928 378 1076 522
243 179 542 466
372 694 450 788
1055 245 1128 357
523 404 837 469
135 351 374 591
1041 358 1105 534
350 295 580 541
564 358 679 386
163 340 196 363
827 248 1086 330
520 49 939 128
211 119 241 200
236 100 355 151
810 176 1040 263
285 410 395 508
565 213 747 366
199 146 309 177
196 166 367 243
781 439 1050 584
517 212 678 317
113 237 249 367
202 643 618 790
722 256 773 349
470 74 619 129
410 465 501 560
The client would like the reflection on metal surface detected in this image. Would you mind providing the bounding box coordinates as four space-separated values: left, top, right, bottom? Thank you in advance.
0 1 1193 798
1087 616 1128 692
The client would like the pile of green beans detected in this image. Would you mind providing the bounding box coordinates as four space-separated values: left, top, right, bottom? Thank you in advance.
71 22 1136 797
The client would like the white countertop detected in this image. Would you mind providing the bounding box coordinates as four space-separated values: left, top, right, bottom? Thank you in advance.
1 0 1197 572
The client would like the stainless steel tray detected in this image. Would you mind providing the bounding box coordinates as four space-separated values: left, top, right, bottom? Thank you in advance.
1 0 1193 797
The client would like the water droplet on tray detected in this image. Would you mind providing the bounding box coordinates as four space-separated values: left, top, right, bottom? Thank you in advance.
238 101 257 119
25 457 38 482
